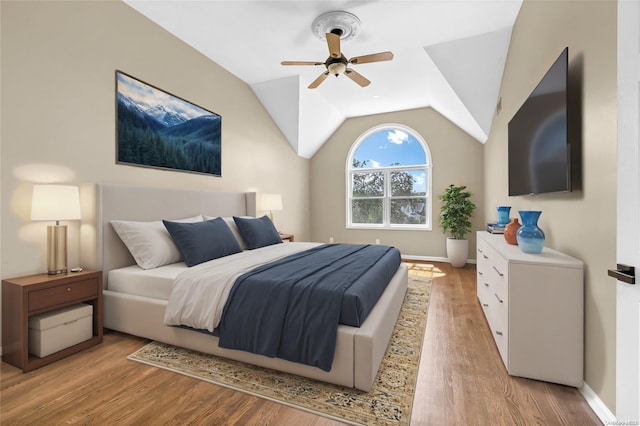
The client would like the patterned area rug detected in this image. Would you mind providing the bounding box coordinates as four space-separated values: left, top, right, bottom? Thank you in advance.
128 275 431 426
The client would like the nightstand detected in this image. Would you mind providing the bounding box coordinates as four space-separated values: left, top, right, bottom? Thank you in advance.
2 270 103 372
279 233 294 242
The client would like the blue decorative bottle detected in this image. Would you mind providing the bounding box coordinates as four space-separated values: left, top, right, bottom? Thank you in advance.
516 211 545 254
497 206 511 225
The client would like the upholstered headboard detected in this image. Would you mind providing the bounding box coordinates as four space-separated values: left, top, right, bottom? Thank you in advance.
79 183 257 288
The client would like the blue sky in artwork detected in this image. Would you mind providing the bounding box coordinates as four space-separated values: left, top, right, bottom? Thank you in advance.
353 129 426 167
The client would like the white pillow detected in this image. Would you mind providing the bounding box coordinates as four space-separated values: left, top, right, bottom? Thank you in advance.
203 215 250 250
111 215 202 269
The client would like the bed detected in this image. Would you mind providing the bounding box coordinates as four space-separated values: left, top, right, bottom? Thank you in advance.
79 183 408 391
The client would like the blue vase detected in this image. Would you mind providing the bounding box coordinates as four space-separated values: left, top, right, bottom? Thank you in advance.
516 211 545 254
497 206 511 225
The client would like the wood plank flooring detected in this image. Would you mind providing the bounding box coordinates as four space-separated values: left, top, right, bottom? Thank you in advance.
1 262 601 425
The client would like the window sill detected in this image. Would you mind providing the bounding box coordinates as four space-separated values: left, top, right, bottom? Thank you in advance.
346 225 432 231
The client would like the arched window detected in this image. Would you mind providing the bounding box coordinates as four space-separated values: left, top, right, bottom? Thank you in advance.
346 124 432 230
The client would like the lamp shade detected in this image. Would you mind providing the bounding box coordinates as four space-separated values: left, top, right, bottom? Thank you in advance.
31 185 81 221
261 193 282 212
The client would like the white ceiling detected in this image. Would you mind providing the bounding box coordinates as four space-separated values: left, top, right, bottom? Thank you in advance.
124 1 522 158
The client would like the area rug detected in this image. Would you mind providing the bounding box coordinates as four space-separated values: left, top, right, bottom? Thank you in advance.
128 274 431 426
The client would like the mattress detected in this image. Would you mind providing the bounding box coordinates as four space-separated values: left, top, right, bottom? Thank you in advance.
108 263 183 300
108 242 400 327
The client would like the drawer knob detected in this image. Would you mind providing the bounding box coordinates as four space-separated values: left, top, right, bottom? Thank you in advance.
483 303 489 307
494 293 503 303
484 282 489 287
492 266 504 277
67 287 71 292
483 254 488 259
478 271 483 276
496 331 504 336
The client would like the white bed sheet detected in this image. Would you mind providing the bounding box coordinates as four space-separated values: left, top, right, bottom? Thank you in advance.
108 263 187 300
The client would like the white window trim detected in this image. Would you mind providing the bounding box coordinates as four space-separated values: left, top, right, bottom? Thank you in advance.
345 123 433 231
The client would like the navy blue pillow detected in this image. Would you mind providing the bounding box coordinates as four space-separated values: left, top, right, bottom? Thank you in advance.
163 218 242 267
233 215 282 250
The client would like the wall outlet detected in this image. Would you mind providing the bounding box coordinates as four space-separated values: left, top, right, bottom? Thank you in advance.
375 239 380 245
329 237 334 243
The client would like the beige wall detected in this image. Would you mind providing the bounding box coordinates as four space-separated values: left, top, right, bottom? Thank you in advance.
484 0 617 411
0 3 309 276
310 107 484 259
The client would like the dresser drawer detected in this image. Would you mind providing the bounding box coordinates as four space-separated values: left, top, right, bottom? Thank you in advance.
29 278 98 313
487 250 509 301
490 289 508 334
476 238 491 298
476 239 490 268
492 320 509 366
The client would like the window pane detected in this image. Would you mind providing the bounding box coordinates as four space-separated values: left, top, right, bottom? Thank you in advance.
352 129 426 168
351 199 383 224
352 172 384 197
391 198 427 225
391 170 427 196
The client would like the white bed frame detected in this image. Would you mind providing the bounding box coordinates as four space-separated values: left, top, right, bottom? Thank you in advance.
79 183 408 391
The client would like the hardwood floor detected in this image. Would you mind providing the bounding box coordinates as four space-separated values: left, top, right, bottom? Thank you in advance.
0 262 601 425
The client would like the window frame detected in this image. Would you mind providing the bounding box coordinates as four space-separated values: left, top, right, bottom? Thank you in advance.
346 124 433 231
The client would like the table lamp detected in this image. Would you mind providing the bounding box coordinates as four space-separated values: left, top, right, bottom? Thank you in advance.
261 193 282 223
31 184 81 275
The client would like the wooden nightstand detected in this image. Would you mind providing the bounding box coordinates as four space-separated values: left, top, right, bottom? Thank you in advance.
279 233 294 242
2 270 103 372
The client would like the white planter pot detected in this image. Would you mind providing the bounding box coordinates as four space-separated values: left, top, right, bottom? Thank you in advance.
446 238 469 267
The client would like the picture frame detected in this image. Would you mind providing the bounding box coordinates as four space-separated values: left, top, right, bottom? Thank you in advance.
115 70 221 177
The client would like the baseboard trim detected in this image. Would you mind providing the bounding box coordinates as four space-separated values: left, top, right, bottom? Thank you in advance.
402 254 476 264
580 382 615 424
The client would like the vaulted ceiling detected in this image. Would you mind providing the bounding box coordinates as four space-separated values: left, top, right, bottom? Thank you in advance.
124 1 522 158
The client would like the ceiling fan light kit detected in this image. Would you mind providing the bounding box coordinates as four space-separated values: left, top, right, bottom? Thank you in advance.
327 57 347 76
282 11 393 89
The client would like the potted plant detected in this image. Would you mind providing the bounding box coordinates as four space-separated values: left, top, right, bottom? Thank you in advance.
438 184 477 267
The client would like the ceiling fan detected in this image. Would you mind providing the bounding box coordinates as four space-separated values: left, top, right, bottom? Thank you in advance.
281 29 394 89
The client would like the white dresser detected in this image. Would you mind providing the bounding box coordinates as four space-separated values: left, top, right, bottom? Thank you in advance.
476 231 584 387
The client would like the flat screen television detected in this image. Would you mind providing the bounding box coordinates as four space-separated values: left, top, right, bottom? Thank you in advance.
508 47 570 196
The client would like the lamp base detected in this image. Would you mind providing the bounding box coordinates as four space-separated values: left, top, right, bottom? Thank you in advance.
47 225 68 275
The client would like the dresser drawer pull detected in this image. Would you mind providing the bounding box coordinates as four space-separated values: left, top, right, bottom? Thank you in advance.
67 287 71 292
483 254 488 259
492 266 504 277
495 331 504 336
478 271 483 276
484 282 490 287
477 248 483 254
494 293 503 303
482 303 489 307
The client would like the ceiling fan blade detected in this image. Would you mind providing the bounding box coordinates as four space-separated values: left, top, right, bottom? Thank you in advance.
308 71 330 89
326 32 341 58
349 51 394 65
344 68 371 87
281 61 324 66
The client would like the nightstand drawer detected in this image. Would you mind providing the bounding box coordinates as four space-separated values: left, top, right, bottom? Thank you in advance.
29 278 98 313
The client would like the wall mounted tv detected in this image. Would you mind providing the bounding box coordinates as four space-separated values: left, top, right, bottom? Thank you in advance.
508 47 570 196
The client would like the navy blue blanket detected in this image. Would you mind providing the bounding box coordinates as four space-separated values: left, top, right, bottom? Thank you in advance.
217 244 398 371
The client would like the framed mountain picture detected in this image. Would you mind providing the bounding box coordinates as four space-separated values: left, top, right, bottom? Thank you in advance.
115 70 221 176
